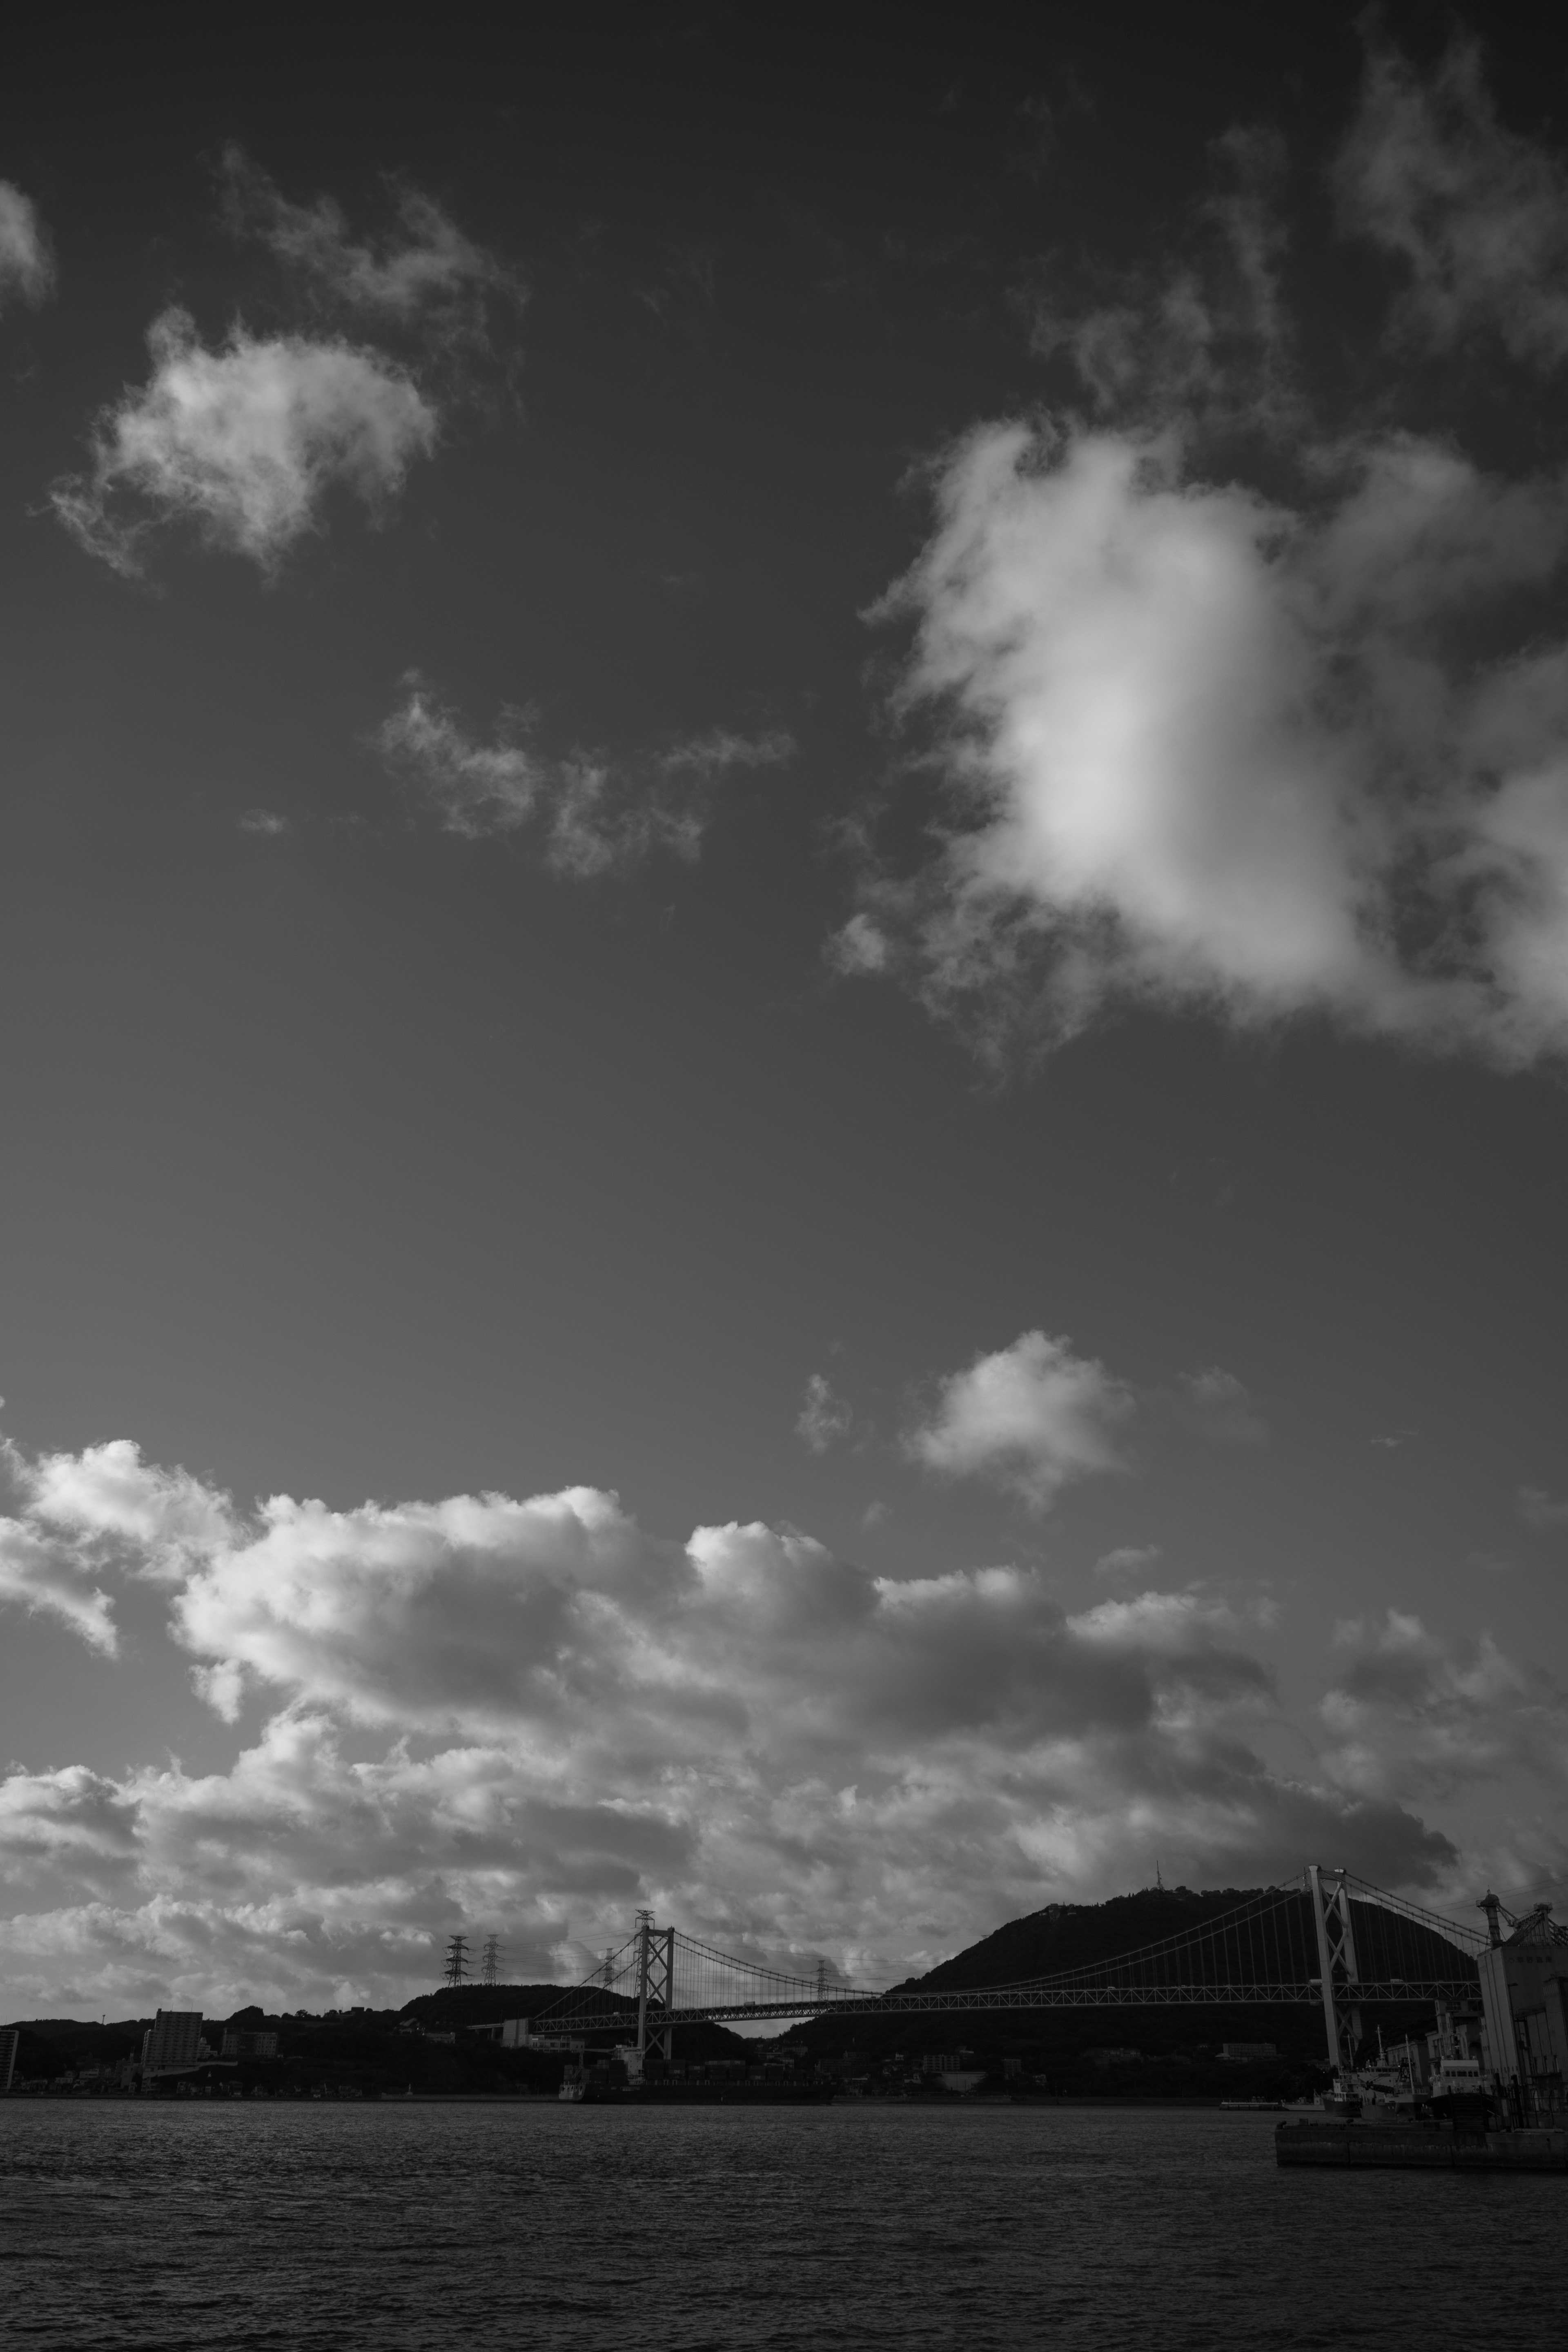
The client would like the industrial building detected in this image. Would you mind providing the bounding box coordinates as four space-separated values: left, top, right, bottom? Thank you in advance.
1476 1898 1568 2111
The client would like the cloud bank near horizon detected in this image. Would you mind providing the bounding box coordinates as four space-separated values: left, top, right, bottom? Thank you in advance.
1 1418 1557 2014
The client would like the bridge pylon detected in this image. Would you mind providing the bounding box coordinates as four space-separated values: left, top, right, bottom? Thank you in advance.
634 1909 676 2058
1307 1864 1363 2075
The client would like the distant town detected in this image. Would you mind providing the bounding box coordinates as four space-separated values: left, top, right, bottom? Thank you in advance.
0 1993 1319 2105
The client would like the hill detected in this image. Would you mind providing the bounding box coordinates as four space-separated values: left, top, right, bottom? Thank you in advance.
906 1883 1294 1991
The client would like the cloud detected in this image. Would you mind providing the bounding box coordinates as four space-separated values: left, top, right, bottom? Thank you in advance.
1519 1486 1568 1531
0 1428 1463 2008
843 46 1568 1071
906 1330 1134 1510
852 414 1568 1065
1337 36 1568 367
796 1372 852 1453
1320 1611 1564 1809
0 1520 117 1655
237 808 288 836
1094 1544 1162 1579
1178 1368 1268 1446
1026 123 1297 437
376 686 794 872
220 147 525 364
17 1436 236 1581
52 310 437 575
0 181 53 312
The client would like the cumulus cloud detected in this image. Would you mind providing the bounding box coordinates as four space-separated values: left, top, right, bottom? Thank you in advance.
906 1330 1134 1510
0 1425 1466 2008
377 685 794 873
854 411 1568 1064
52 310 437 575
1337 36 1568 367
0 181 53 311
845 45 1568 1070
796 1372 852 1452
18 1436 237 1579
220 147 525 364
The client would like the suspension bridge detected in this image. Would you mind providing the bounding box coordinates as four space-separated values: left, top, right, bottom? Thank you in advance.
525 1867 1491 2073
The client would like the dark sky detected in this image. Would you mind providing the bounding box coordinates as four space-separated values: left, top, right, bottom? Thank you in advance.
1 4 1564 2014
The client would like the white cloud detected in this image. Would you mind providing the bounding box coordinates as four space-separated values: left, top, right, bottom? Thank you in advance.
18 1436 236 1581
906 1330 1134 1510
377 686 794 872
221 147 525 360
53 309 437 575
1337 37 1568 367
0 1428 1463 2009
844 45 1568 1071
854 416 1568 1063
796 1372 852 1452
0 1519 117 1655
0 181 53 311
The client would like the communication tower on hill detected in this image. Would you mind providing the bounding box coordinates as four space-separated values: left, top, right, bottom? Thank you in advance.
443 1932 470 1987
480 1933 505 1985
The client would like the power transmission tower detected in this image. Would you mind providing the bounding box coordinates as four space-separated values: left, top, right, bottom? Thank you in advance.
443 1932 470 1989
480 1933 504 1985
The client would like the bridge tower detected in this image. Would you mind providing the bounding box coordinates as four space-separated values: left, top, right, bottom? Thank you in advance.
634 1909 676 2059
1307 1865 1363 2076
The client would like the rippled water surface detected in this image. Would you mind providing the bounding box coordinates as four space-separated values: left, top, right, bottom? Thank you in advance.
2 2101 1560 2349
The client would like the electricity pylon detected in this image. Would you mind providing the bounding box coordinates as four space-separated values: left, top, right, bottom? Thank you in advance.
443 1932 470 1988
480 1933 504 1985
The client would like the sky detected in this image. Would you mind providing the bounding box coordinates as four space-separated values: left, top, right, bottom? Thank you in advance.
1 3 1566 2018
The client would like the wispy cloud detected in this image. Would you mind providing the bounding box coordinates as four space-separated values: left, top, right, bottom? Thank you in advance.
1518 1486 1568 1531
0 1520 117 1655
796 1372 853 1453
0 181 54 312
220 147 525 372
377 686 794 874
1336 35 1568 367
1094 1544 1163 1580
1178 1368 1269 1447
52 311 436 575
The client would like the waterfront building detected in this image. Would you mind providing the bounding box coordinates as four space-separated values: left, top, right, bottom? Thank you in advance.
220 2029 278 2059
142 2009 204 2071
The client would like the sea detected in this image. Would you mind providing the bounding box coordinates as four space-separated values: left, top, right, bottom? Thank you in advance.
1 2100 1560 2349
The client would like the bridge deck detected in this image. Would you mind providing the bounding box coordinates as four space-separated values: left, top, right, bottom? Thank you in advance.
543 1979 1481 2032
